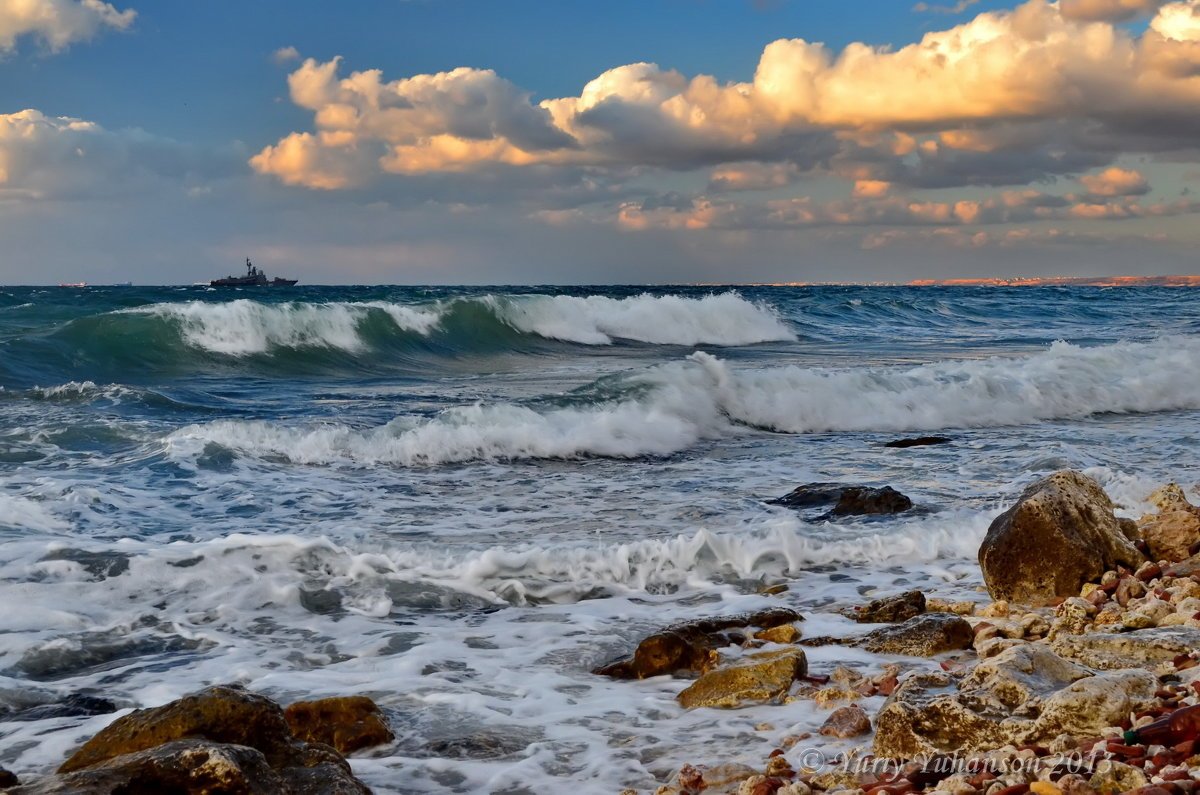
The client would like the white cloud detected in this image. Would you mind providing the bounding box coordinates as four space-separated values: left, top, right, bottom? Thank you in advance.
0 0 135 54
272 45 300 65
0 108 240 200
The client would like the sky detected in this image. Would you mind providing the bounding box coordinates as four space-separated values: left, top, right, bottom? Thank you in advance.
2 0 1200 285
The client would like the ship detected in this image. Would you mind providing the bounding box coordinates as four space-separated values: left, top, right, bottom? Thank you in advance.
210 258 298 287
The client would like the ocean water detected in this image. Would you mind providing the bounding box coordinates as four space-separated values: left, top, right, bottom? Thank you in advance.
1 284 1199 792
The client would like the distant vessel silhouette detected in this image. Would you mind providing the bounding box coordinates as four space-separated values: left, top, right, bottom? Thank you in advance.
210 258 298 287
58 282 87 288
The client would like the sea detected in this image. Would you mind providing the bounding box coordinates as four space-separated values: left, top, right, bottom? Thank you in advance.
1 284 1199 793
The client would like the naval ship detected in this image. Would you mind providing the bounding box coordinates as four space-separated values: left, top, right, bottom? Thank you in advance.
210 259 298 287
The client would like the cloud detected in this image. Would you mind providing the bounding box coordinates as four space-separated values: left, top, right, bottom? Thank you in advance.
0 109 242 200
0 0 135 54
252 1 1200 197
1078 166 1150 195
272 45 300 65
1058 0 1169 21
913 0 981 14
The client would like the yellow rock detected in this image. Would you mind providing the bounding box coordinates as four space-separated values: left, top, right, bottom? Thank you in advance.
754 623 801 644
677 648 807 709
1030 782 1062 795
979 600 1010 618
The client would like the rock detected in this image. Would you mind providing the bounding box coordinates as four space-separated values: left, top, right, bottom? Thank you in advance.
677 648 807 709
1049 627 1200 670
855 591 926 624
10 738 368 794
594 608 804 679
1139 510 1200 563
768 483 913 517
978 471 1146 603
48 685 370 793
3 694 117 723
284 696 393 755
1089 761 1149 795
819 704 872 738
831 487 913 517
1147 483 1200 516
873 644 1158 760
859 613 973 656
0 768 18 787
754 624 802 644
884 436 953 448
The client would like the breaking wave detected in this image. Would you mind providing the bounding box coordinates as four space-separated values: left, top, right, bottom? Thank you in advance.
164 336 1200 466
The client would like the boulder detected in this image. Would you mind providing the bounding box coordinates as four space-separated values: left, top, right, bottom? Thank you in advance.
0 768 17 788
1138 510 1200 563
1050 627 1200 670
1147 483 1200 515
768 483 913 517
859 613 973 656
8 739 368 794
819 704 872 738
284 697 393 755
884 436 953 448
978 471 1146 603
594 607 803 679
677 648 807 709
855 591 927 624
873 644 1158 760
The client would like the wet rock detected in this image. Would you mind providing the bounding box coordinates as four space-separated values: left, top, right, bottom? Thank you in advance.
677 648 807 709
60 686 290 773
284 696 394 755
873 644 1158 760
855 590 927 623
768 483 913 517
594 608 803 679
39 549 130 581
421 732 529 760
1049 627 1200 670
1138 510 1200 563
978 471 1145 603
754 624 802 644
884 436 953 448
819 704 872 738
859 613 973 656
0 768 18 787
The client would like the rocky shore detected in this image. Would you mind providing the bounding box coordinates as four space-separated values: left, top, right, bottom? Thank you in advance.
604 470 1200 795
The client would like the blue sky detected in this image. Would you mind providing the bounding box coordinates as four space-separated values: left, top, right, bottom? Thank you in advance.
2 0 1199 284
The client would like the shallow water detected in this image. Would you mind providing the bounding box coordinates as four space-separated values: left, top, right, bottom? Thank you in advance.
0 284 1198 792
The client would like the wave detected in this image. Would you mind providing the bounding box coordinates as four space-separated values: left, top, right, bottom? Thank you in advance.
111 292 793 356
164 336 1200 466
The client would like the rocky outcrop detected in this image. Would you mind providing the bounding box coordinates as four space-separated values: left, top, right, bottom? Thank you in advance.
284 697 394 755
14 685 374 794
768 483 913 517
1050 626 1200 670
859 613 973 656
873 644 1158 760
884 436 952 448
593 608 803 679
8 738 368 794
855 590 927 623
676 648 807 709
978 471 1145 602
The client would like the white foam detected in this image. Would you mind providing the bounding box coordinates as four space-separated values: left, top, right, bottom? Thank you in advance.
483 292 795 345
166 336 1200 466
0 494 68 532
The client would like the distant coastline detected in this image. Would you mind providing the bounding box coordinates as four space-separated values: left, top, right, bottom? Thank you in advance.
906 274 1200 287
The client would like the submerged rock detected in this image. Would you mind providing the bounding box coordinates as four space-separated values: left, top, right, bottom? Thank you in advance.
769 483 913 518
884 436 953 448
593 607 803 679
677 648 807 709
873 644 1158 759
855 590 927 623
284 696 394 755
978 470 1145 603
859 613 973 656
